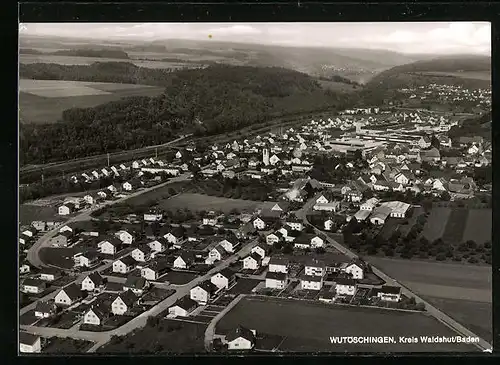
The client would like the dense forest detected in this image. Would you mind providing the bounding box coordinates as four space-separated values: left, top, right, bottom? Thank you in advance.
19 62 175 85
51 49 130 59
20 65 352 165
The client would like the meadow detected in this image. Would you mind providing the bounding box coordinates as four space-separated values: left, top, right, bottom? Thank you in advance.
19 79 165 124
158 193 266 214
419 71 491 82
216 296 478 352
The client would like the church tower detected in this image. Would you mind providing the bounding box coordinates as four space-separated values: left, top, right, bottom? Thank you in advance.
262 148 270 166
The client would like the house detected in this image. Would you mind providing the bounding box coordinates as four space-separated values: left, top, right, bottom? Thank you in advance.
148 238 169 253
380 201 411 218
202 212 218 226
83 195 95 205
34 301 57 318
83 307 109 326
266 231 283 245
250 244 269 259
313 201 340 212
300 275 323 290
394 172 411 185
111 290 138 315
38 267 60 281
243 253 261 270
190 281 219 305
304 259 326 277
219 238 238 253
122 181 140 191
131 247 152 262
208 245 227 262
21 227 38 238
73 251 99 268
31 221 47 232
115 230 134 244
164 228 185 246
268 257 289 273
112 256 137 274
54 283 83 306
99 237 122 255
173 252 195 269
123 276 150 296
369 206 392 225
141 260 170 281
335 278 357 296
168 295 198 317
19 264 30 274
144 209 163 222
265 272 288 289
81 272 105 292
49 231 76 248
420 147 441 162
360 198 380 211
226 326 256 351
19 332 42 353
21 279 46 294
341 261 365 280
211 269 237 290
58 203 75 216
377 285 402 302
285 216 304 231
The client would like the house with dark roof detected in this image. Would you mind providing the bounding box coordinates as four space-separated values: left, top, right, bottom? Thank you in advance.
123 276 150 296
243 253 262 271
168 295 198 317
190 281 219 304
34 301 57 318
226 326 256 351
265 271 288 289
54 283 83 306
335 278 357 296
112 256 137 274
377 285 402 302
83 305 109 326
211 269 237 290
141 260 170 281
21 278 47 294
111 290 138 315
19 332 42 353
173 252 196 269
268 257 289 273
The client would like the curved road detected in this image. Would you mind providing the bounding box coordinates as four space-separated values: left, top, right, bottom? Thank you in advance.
295 197 492 352
21 237 258 352
27 173 193 269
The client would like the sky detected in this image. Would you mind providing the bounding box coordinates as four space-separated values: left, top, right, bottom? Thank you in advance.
19 22 491 55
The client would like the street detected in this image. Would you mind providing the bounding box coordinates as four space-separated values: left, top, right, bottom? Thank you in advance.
295 197 492 352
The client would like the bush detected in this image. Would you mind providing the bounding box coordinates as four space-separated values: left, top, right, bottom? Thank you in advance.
435 253 446 261
415 302 426 311
453 255 462 262
468 257 479 264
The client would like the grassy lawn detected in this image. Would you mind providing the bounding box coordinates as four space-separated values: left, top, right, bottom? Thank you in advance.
19 204 60 225
158 271 199 285
20 310 40 326
441 209 469 244
98 319 207 353
216 296 477 352
38 247 81 269
462 209 491 244
158 193 264 214
43 337 94 354
420 207 451 242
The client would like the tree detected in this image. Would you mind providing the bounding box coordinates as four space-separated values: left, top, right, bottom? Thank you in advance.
282 244 293 254
435 253 446 261
315 247 326 254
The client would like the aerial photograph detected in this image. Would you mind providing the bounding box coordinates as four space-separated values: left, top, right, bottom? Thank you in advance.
18 22 491 354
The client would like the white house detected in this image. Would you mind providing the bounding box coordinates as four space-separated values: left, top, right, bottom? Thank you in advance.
208 246 226 262
83 307 108 326
268 257 288 273
58 204 73 216
148 239 168 253
19 332 42 353
173 253 194 269
115 230 133 244
243 253 261 270
112 256 137 274
265 272 288 289
54 284 82 306
21 279 46 294
81 272 104 292
190 281 218 305
252 217 266 230
131 247 152 263
226 326 256 351
250 244 268 259
342 262 365 280
34 301 57 319
377 285 402 302
304 260 326 277
300 275 323 290
111 291 137 315
335 278 357 296
266 232 282 245
168 296 198 317
211 269 236 290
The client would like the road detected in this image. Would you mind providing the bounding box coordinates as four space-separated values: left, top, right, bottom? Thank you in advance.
21 238 258 352
26 173 192 269
295 197 492 352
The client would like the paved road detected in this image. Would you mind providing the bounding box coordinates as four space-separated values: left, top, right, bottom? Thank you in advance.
295 197 492 352
21 238 258 352
26 173 192 269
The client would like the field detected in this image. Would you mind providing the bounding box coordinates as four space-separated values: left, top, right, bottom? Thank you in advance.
318 80 357 93
216 297 477 352
38 247 82 269
159 271 199 285
19 204 61 226
420 207 491 245
19 54 197 69
366 256 492 343
19 79 165 124
419 71 491 81
159 193 265 214
98 319 207 353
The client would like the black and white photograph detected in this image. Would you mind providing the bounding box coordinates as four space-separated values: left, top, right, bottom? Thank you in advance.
18 22 492 354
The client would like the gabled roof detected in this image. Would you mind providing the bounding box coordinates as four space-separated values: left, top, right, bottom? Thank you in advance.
172 295 198 311
214 268 236 279
265 272 287 281
268 257 289 266
226 325 255 343
60 283 82 300
85 272 104 286
380 285 402 295
335 278 356 286
117 255 137 267
114 290 137 307
100 236 122 247
194 280 218 294
22 278 46 287
35 300 56 313
19 331 40 345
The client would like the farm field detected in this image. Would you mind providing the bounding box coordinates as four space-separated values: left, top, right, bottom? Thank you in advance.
462 209 492 244
422 296 492 344
159 193 266 214
216 296 477 352
42 337 94 353
318 80 357 93
19 54 197 69
420 207 491 245
97 319 207 353
19 79 165 124
159 271 199 285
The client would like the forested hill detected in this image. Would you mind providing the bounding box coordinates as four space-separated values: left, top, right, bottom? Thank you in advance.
51 49 130 59
20 65 351 165
19 62 173 85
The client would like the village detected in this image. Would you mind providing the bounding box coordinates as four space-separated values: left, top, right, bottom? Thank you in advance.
19 100 492 353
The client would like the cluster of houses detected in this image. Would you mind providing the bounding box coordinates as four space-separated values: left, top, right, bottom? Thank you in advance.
398 84 491 108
